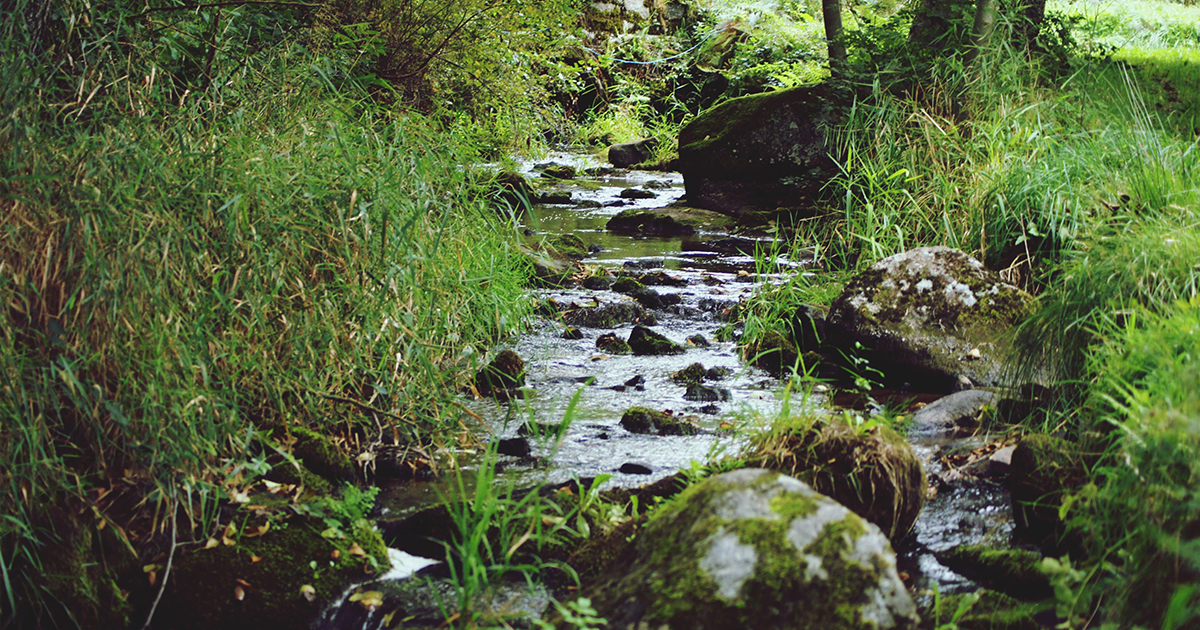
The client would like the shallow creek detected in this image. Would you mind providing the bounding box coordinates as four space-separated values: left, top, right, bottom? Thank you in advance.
331 151 1017 626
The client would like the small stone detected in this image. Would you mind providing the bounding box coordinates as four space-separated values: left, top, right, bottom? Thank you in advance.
497 437 531 458
686 334 711 347
672 363 707 385
581 275 613 290
705 366 733 380
619 462 653 475
619 187 657 199
596 333 632 355
684 384 731 402
628 325 685 355
562 327 584 340
624 375 646 390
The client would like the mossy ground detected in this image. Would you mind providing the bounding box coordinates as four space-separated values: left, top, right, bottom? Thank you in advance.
161 515 388 630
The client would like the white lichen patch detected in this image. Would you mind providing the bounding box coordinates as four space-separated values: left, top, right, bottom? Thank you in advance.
942 281 977 308
915 279 933 293
786 502 851 554
699 528 758 600
712 488 780 521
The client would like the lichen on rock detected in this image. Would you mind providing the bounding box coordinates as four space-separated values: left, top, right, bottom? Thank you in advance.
825 246 1034 390
590 469 919 630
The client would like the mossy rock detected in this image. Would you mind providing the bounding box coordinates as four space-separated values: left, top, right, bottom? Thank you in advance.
1008 433 1094 548
628 325 685 355
741 329 799 377
548 234 588 260
620 407 700 436
563 301 656 328
825 246 1034 390
629 287 682 310
597 332 633 355
161 516 388 630
474 349 526 398
748 420 927 542
924 590 1043 630
606 206 733 236
677 83 845 216
671 362 707 385
611 277 646 294
935 545 1052 600
289 424 354 483
589 469 919 629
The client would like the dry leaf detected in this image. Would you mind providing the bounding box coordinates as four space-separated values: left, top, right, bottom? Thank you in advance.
205 538 219 549
349 590 384 611
235 578 252 588
233 585 245 601
348 543 366 558
250 555 262 563
300 584 316 602
330 549 341 561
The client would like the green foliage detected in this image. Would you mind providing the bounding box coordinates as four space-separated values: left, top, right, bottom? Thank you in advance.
0 0 531 625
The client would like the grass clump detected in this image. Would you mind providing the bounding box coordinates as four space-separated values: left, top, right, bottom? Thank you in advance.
0 1 532 626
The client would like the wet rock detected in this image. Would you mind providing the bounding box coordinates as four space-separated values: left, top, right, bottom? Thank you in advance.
619 187 657 199
627 270 688 286
525 249 576 288
474 350 526 398
741 329 799 377
748 420 926 542
497 437 532 458
596 332 633 355
536 162 576 179
677 83 845 216
643 179 671 189
581 274 614 290
696 404 722 415
533 190 573 204
287 425 355 482
922 590 1042 630
684 384 731 402
549 233 589 259
909 389 998 438
630 287 682 310
608 139 658 167
619 462 653 475
791 303 828 352
628 325 685 355
373 444 437 480
588 244 604 253
562 326 585 340
606 206 733 236
935 545 1053 601
620 407 700 436
825 247 1034 390
686 334 711 347
623 375 646 391
611 277 645 294
671 362 707 385
705 366 733 380
563 301 656 328
488 170 533 209
589 469 919 630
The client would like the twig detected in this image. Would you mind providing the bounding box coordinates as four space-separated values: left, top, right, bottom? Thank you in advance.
133 1 318 17
141 501 177 630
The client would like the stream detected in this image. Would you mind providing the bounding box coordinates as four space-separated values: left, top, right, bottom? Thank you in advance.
324 150 1017 628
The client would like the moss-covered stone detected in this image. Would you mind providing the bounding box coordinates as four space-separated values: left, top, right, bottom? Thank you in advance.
161 515 389 630
925 590 1043 630
748 419 926 542
620 407 700 436
741 329 799 377
825 246 1034 390
611 277 646 294
677 83 845 215
290 425 355 482
563 301 656 328
605 206 733 236
671 362 707 385
596 332 633 355
628 325 685 355
548 234 588 260
474 349 526 398
936 545 1052 600
589 469 919 629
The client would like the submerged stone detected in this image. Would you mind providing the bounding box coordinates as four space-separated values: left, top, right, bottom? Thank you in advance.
606 206 733 236
596 332 633 355
474 350 526 398
620 407 700 436
563 301 656 328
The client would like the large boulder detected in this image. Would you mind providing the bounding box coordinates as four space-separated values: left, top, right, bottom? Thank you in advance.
825 246 1034 390
677 84 844 216
591 468 919 629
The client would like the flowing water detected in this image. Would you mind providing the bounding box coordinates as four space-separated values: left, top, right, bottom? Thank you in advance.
327 151 1017 627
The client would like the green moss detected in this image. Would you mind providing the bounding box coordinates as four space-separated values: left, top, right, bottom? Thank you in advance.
929 590 1042 630
162 514 389 630
768 490 820 521
611 277 646 294
289 425 354 482
937 545 1051 600
671 362 707 385
619 407 699 436
35 507 135 630
548 234 587 260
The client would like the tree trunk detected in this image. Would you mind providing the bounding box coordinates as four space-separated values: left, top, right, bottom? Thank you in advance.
822 0 846 75
967 0 997 60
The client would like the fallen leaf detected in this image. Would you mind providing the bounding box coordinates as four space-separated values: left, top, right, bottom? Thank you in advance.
235 578 252 588
320 527 342 539
233 585 245 601
300 584 316 602
205 537 219 549
330 549 341 561
350 590 384 611
348 543 366 558
250 555 262 563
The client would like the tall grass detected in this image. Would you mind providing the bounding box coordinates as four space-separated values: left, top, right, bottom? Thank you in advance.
0 1 530 625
